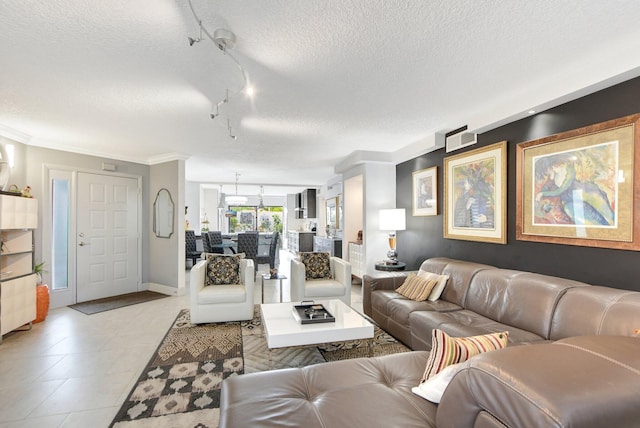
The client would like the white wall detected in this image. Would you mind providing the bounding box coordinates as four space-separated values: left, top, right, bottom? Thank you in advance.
342 162 396 274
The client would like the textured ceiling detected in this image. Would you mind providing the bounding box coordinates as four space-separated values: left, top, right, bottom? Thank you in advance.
2 0 640 194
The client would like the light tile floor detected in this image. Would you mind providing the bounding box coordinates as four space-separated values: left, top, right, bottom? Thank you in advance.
0 256 363 428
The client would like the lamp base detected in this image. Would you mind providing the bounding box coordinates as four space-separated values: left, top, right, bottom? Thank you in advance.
386 248 398 264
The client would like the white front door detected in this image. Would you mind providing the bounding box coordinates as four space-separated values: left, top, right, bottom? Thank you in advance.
76 172 139 302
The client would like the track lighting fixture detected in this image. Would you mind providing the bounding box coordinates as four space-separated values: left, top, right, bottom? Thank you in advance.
227 119 237 140
188 0 252 140
188 21 203 46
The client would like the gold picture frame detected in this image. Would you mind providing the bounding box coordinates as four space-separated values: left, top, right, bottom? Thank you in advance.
444 141 507 244
412 166 437 216
516 113 640 250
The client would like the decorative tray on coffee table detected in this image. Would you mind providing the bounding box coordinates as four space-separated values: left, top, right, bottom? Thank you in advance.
292 302 335 324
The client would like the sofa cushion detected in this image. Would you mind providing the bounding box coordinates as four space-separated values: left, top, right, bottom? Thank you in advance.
303 279 346 299
396 273 439 301
205 254 242 285
197 283 247 304
409 309 545 351
299 252 332 280
550 286 640 340
463 269 583 339
371 290 462 347
418 257 497 307
421 329 508 381
220 351 436 428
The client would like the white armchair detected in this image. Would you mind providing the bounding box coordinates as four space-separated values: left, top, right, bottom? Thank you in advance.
190 258 255 323
290 256 352 306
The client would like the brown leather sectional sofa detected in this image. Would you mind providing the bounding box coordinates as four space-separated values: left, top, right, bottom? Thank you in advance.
219 257 640 427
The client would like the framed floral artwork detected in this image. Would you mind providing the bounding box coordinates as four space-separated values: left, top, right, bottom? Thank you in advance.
516 113 640 250
412 166 437 216
444 141 507 244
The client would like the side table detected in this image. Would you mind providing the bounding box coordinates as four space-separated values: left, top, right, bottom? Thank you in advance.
261 273 287 303
374 261 406 272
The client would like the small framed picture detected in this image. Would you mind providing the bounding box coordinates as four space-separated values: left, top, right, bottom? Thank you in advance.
412 166 438 216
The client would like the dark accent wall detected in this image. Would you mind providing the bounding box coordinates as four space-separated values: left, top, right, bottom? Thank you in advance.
397 76 640 291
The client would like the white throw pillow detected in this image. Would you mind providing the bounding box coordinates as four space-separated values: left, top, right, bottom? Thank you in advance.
417 271 450 301
411 362 467 403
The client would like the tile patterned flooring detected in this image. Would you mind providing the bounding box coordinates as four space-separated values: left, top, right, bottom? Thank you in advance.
0 261 363 428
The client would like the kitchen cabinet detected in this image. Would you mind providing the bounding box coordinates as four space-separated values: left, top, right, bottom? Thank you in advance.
287 231 315 253
313 236 342 258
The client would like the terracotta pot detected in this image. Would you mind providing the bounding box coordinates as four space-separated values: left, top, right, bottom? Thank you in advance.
34 284 50 323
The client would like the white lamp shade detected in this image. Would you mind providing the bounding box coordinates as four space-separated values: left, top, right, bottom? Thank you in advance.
379 208 406 231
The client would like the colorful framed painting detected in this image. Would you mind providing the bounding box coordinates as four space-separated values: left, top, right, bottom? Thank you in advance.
516 113 640 250
412 166 438 216
444 141 507 244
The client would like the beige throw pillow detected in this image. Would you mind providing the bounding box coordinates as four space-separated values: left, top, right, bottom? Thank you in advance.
417 271 450 301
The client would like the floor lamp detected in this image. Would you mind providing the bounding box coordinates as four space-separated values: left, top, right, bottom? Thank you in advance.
379 208 406 264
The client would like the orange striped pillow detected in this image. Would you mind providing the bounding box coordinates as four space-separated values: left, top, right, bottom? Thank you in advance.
421 329 509 382
396 273 439 301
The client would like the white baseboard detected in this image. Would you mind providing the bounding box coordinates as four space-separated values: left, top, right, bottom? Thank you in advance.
143 282 186 296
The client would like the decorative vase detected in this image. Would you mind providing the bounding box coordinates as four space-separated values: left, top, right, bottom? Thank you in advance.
34 284 50 323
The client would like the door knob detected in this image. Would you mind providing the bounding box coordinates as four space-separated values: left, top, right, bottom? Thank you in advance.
78 241 90 246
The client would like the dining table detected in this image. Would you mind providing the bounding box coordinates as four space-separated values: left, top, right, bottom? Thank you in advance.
210 238 237 254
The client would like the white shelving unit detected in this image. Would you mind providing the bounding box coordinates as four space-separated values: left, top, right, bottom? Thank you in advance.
348 242 364 279
0 194 38 340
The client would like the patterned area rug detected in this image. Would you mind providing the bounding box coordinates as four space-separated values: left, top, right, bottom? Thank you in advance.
110 306 409 427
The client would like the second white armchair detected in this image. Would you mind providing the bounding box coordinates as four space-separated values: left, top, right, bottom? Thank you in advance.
290 254 352 306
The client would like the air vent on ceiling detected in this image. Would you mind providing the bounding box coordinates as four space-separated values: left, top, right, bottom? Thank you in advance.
445 126 477 153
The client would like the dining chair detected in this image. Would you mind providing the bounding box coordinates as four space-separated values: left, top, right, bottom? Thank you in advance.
237 232 259 275
208 231 225 254
256 231 280 270
185 230 201 267
201 232 211 253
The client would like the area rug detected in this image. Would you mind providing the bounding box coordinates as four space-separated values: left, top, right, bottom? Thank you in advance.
69 291 169 315
110 306 409 428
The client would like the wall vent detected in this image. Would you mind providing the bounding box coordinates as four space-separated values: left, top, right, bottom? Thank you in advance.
445 125 477 152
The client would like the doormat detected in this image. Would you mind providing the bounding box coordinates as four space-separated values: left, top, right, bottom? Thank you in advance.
69 291 169 315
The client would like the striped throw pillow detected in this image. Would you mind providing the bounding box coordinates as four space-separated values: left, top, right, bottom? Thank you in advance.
396 273 439 301
421 329 509 382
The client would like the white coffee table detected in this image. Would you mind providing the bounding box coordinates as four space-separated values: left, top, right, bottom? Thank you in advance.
260 300 374 351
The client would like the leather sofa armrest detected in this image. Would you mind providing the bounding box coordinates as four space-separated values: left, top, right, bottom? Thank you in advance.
362 271 409 317
436 336 640 428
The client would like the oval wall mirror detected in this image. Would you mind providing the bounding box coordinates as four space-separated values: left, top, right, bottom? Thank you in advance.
153 188 174 238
